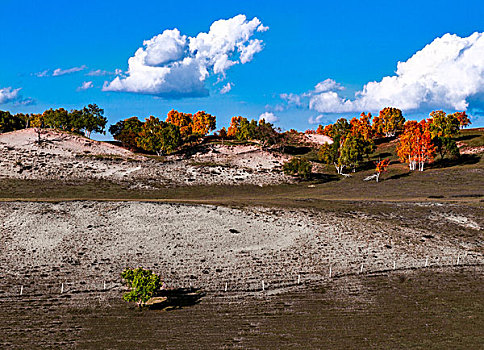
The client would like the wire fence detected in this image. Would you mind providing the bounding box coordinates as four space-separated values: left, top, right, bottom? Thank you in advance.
0 252 482 299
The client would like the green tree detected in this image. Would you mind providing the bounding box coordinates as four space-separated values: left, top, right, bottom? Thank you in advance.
80 104 107 138
255 119 280 147
317 118 351 174
339 134 365 171
237 118 258 141
0 111 26 133
283 157 312 180
109 117 143 150
42 108 71 130
378 107 405 137
137 116 181 155
429 110 460 159
121 267 162 308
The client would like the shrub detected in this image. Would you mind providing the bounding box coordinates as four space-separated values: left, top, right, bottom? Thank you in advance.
121 267 162 308
283 157 312 180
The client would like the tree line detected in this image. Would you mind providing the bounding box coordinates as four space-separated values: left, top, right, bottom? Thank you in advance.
0 104 107 139
0 103 472 174
315 107 471 174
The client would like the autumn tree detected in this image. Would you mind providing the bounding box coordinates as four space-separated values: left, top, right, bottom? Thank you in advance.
227 116 243 138
166 109 193 138
397 119 435 171
349 112 375 159
364 159 390 182
375 159 390 182
192 111 216 136
109 117 144 150
451 111 471 129
217 127 227 139
428 110 460 159
373 107 405 138
226 116 258 141
28 113 44 128
316 124 333 137
137 116 181 155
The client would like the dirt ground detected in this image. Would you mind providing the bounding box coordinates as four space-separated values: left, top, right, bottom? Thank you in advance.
0 200 482 349
0 201 481 296
0 128 483 348
0 129 292 187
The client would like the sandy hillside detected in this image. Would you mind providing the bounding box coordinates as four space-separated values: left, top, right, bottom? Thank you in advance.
0 201 481 297
0 129 292 187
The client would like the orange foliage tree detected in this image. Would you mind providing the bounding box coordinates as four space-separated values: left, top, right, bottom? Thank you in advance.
192 111 216 136
350 112 373 140
375 159 390 182
451 111 471 129
316 124 333 136
227 116 243 138
372 107 405 138
349 112 375 159
396 119 436 171
166 109 193 138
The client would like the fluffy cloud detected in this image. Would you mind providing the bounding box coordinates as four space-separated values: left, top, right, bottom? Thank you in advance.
280 93 303 107
103 15 267 98
52 65 87 76
0 87 21 104
308 32 484 113
220 82 233 94
313 79 343 93
0 87 33 105
259 112 279 123
77 81 94 91
0 87 35 106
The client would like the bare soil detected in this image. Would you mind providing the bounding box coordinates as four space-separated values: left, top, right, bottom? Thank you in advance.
0 128 483 348
0 129 291 187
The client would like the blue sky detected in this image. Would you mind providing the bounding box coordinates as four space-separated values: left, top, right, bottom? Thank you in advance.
1 0 483 139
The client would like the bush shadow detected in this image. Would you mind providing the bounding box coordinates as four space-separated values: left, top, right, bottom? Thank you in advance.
148 287 205 310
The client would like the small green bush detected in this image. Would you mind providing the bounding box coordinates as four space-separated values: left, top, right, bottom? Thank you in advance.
121 267 162 308
283 157 312 180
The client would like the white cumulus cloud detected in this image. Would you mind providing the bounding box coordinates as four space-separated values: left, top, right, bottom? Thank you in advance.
309 32 484 113
259 112 279 123
313 78 343 93
77 81 94 91
103 15 267 98
0 87 21 104
0 87 33 105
